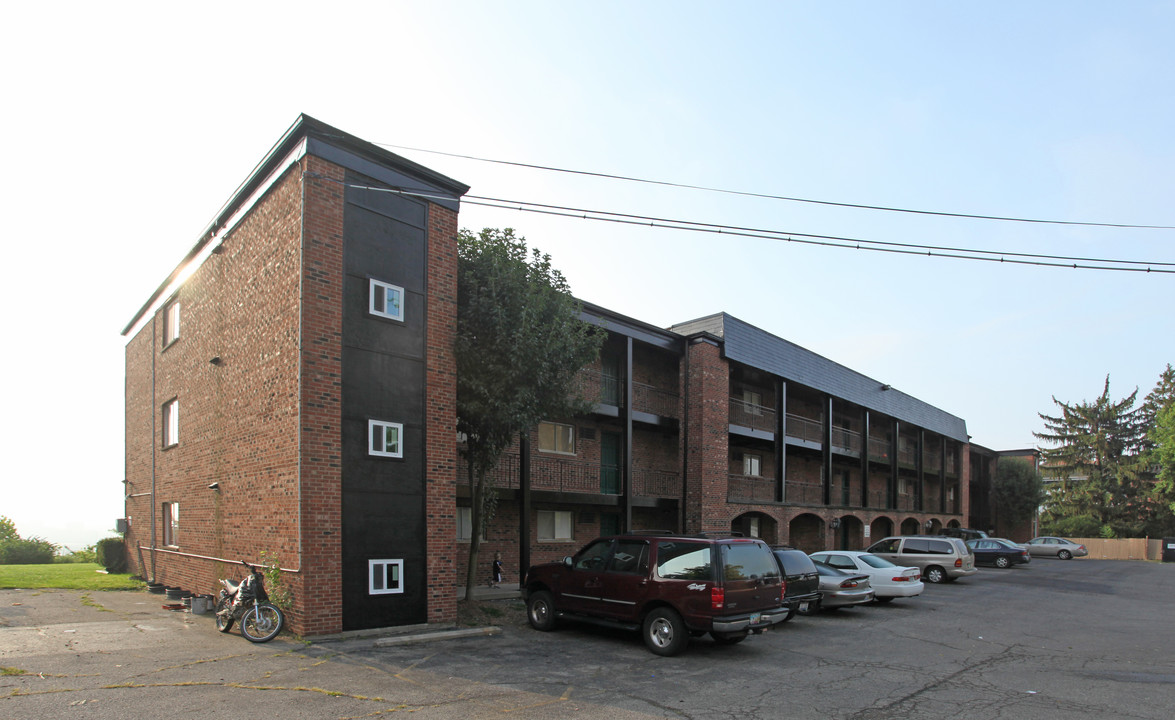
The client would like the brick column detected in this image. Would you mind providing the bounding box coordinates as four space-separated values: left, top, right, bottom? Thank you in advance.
425 204 459 623
684 338 729 534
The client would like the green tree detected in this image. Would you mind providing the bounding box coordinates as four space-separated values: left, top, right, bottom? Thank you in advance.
1034 376 1152 537
0 516 16 542
1140 364 1175 452
992 458 1044 529
1147 402 1175 528
456 228 603 601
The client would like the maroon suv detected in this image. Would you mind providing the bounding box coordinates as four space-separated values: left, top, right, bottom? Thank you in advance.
523 533 788 656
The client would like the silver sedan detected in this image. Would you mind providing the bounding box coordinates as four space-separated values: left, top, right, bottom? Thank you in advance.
1022 536 1088 560
802 561 875 613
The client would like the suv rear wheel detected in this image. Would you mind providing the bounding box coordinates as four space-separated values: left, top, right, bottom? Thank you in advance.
526 590 557 631
643 607 687 656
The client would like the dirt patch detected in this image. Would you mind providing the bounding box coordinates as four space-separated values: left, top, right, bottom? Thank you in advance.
457 598 527 628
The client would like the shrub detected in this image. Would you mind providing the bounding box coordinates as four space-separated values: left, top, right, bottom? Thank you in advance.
95 538 127 573
1042 514 1103 538
0 537 58 565
55 545 98 564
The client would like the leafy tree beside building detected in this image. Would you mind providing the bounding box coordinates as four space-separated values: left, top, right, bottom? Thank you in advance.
455 228 604 600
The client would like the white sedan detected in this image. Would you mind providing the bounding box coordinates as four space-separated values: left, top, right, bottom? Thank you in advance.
809 551 924 602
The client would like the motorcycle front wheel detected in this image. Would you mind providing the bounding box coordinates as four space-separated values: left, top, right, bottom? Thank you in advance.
240 602 284 643
214 596 234 633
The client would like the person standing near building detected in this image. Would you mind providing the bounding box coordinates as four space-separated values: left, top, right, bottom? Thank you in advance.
491 552 504 588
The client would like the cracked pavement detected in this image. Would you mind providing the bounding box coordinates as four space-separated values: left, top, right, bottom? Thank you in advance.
3 559 1174 719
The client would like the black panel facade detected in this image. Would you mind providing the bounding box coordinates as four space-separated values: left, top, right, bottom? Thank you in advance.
340 172 430 631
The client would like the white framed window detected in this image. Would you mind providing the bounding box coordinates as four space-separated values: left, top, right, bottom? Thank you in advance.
162 399 179 447
369 279 405 322
163 300 181 346
743 389 763 415
457 507 487 542
743 452 762 477
898 477 911 495
369 558 404 595
369 419 403 458
162 502 179 546
538 510 574 541
537 422 575 455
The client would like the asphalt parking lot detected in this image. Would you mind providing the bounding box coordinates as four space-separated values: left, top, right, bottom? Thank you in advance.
3 558 1175 719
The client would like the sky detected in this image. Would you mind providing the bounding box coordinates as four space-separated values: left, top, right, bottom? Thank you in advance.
2 1 1172 551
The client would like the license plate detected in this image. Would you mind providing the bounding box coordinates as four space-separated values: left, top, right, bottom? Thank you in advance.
799 602 809 612
750 612 761 624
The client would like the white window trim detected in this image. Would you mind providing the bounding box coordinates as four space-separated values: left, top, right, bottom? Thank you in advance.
369 419 403 458
369 558 404 595
538 510 574 542
743 452 762 477
162 399 179 448
162 502 179 547
457 506 487 542
369 278 405 322
163 300 181 346
537 421 576 456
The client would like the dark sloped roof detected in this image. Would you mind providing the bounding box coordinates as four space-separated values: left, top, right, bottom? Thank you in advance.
672 313 968 442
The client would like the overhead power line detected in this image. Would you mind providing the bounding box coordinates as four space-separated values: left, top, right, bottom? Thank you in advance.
377 142 1175 231
319 175 1174 275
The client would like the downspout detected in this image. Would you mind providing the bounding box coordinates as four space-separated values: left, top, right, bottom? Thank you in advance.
150 313 157 583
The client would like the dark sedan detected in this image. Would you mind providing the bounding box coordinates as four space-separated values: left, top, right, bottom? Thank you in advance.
967 538 1030 568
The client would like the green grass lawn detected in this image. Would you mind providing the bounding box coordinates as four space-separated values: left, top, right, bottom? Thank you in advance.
0 563 144 590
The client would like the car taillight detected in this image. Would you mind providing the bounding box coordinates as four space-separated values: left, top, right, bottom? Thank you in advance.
711 586 724 610
840 580 858 589
892 576 909 582
954 558 963 567
780 578 787 604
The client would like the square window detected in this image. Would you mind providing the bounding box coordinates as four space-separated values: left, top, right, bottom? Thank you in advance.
369 279 405 322
457 507 487 542
537 422 575 455
537 510 573 541
369 558 404 595
743 453 762 477
162 399 179 447
369 419 403 458
162 502 179 546
743 389 762 415
163 300 181 346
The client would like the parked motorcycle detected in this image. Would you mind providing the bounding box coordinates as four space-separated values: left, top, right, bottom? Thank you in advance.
215 560 285 643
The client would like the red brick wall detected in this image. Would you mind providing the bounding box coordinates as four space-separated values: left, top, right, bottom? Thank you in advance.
124 159 306 618
296 156 346 635
425 203 459 622
684 339 729 533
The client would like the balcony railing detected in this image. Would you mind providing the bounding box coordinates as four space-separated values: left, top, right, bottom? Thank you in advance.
575 368 680 419
784 481 823 505
728 474 776 503
729 399 777 433
868 437 891 462
831 427 861 456
457 453 681 499
634 381 680 419
786 413 822 444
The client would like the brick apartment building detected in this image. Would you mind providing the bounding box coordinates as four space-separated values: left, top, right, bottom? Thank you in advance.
123 116 996 637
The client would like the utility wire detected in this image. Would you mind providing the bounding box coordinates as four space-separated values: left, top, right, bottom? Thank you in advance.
320 174 1174 274
377 142 1175 231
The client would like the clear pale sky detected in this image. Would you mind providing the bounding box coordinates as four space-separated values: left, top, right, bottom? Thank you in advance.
2 2 1172 551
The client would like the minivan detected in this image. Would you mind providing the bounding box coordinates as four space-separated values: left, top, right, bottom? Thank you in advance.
865 535 977 584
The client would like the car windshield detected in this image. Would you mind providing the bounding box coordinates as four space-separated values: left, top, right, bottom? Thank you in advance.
858 554 897 569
